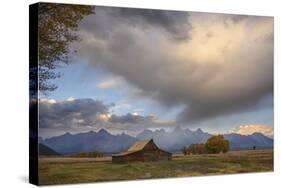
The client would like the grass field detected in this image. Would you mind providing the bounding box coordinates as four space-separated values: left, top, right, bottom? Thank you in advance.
38 149 273 185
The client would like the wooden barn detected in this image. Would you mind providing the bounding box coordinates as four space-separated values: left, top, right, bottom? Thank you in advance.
112 139 172 163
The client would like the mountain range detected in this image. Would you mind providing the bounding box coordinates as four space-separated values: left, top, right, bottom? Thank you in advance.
41 129 137 154
39 143 60 156
40 127 273 154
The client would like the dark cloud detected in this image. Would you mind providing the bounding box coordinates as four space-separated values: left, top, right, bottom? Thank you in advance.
79 6 191 40
39 98 111 128
76 8 273 124
38 98 176 137
116 8 191 40
109 113 155 124
107 113 176 134
178 93 274 123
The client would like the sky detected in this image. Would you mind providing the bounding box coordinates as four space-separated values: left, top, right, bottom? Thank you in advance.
39 6 274 138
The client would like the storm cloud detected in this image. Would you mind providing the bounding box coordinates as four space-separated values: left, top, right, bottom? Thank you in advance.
39 98 111 128
38 98 175 137
109 113 156 124
116 8 191 40
75 7 273 124
80 6 191 41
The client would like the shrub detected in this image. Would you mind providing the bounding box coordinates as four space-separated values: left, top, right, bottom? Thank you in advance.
182 143 206 155
182 135 230 155
205 135 229 154
182 146 188 155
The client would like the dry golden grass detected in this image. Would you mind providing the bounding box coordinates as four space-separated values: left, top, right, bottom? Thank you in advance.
39 156 111 164
39 149 273 185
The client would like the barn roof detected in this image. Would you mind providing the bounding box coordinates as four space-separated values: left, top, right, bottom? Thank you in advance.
112 139 153 157
127 139 152 152
112 139 172 157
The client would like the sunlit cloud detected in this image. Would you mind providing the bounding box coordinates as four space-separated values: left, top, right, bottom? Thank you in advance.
40 98 57 104
39 7 273 138
77 7 273 124
132 112 139 116
67 97 75 101
96 78 122 89
97 113 112 122
233 124 273 137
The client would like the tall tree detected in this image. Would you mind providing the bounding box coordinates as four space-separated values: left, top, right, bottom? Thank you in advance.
38 3 94 93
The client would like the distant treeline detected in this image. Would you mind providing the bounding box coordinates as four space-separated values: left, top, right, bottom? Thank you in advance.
71 151 105 158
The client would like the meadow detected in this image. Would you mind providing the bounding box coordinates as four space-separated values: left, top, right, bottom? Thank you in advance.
39 149 273 185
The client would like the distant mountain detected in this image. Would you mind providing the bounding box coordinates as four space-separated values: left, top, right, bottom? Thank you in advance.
137 127 273 151
39 143 60 156
42 129 137 154
41 127 273 154
225 132 273 149
137 126 211 151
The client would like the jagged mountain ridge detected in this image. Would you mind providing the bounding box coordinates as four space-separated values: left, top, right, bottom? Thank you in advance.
39 143 60 156
40 127 273 154
41 129 137 154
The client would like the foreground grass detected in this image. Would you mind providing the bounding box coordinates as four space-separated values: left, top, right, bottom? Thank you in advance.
39 149 273 185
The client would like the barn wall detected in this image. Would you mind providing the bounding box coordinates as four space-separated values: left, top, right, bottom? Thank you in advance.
112 149 172 163
143 141 159 151
112 151 143 163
